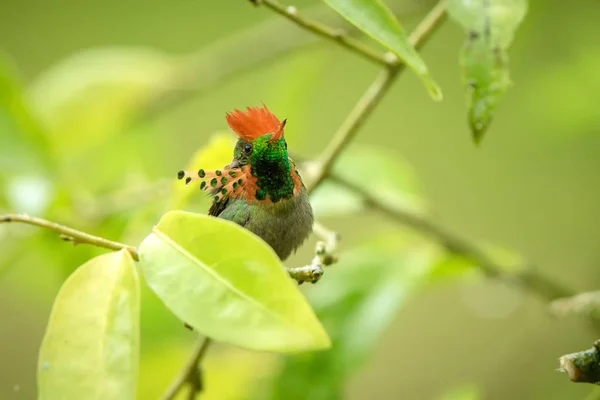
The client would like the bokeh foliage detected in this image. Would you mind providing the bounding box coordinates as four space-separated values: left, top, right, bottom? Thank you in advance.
2 0 600 399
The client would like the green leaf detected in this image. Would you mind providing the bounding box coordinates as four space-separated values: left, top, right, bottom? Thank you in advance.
323 0 442 100
38 249 141 400
260 235 442 399
27 46 175 155
448 0 528 143
137 210 331 353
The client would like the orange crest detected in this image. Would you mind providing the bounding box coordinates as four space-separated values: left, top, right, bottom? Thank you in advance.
225 104 286 141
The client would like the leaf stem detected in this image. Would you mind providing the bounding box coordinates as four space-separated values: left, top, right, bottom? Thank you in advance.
252 0 389 66
0 213 139 261
160 337 211 400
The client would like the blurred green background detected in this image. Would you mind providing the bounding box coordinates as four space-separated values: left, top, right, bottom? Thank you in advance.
1 0 600 399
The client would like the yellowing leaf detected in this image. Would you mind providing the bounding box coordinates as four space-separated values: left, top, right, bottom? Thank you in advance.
138 210 331 353
323 0 442 100
169 132 236 210
37 249 141 400
448 0 528 143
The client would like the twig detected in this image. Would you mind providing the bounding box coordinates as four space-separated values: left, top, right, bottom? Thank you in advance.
306 1 448 193
160 337 211 400
287 224 340 284
251 0 388 66
0 213 139 261
0 212 333 286
559 340 600 385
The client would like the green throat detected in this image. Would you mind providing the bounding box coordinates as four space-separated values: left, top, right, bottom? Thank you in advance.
249 136 295 203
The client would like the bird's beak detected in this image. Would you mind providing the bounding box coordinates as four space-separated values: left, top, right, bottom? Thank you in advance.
271 118 287 141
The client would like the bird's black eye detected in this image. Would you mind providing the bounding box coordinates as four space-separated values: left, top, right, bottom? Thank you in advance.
243 143 253 155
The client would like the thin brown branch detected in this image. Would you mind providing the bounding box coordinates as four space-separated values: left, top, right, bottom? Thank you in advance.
0 213 140 261
160 337 211 400
0 212 329 285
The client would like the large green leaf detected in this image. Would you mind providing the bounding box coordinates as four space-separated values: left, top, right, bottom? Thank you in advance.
37 249 141 400
137 210 331 353
260 235 456 400
448 0 528 143
323 0 442 100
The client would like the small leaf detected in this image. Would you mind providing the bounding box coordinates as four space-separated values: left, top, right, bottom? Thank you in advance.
38 249 140 400
261 235 442 399
448 0 528 143
138 210 331 353
323 0 442 100
169 132 236 210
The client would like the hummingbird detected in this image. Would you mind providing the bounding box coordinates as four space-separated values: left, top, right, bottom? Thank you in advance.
177 104 314 261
